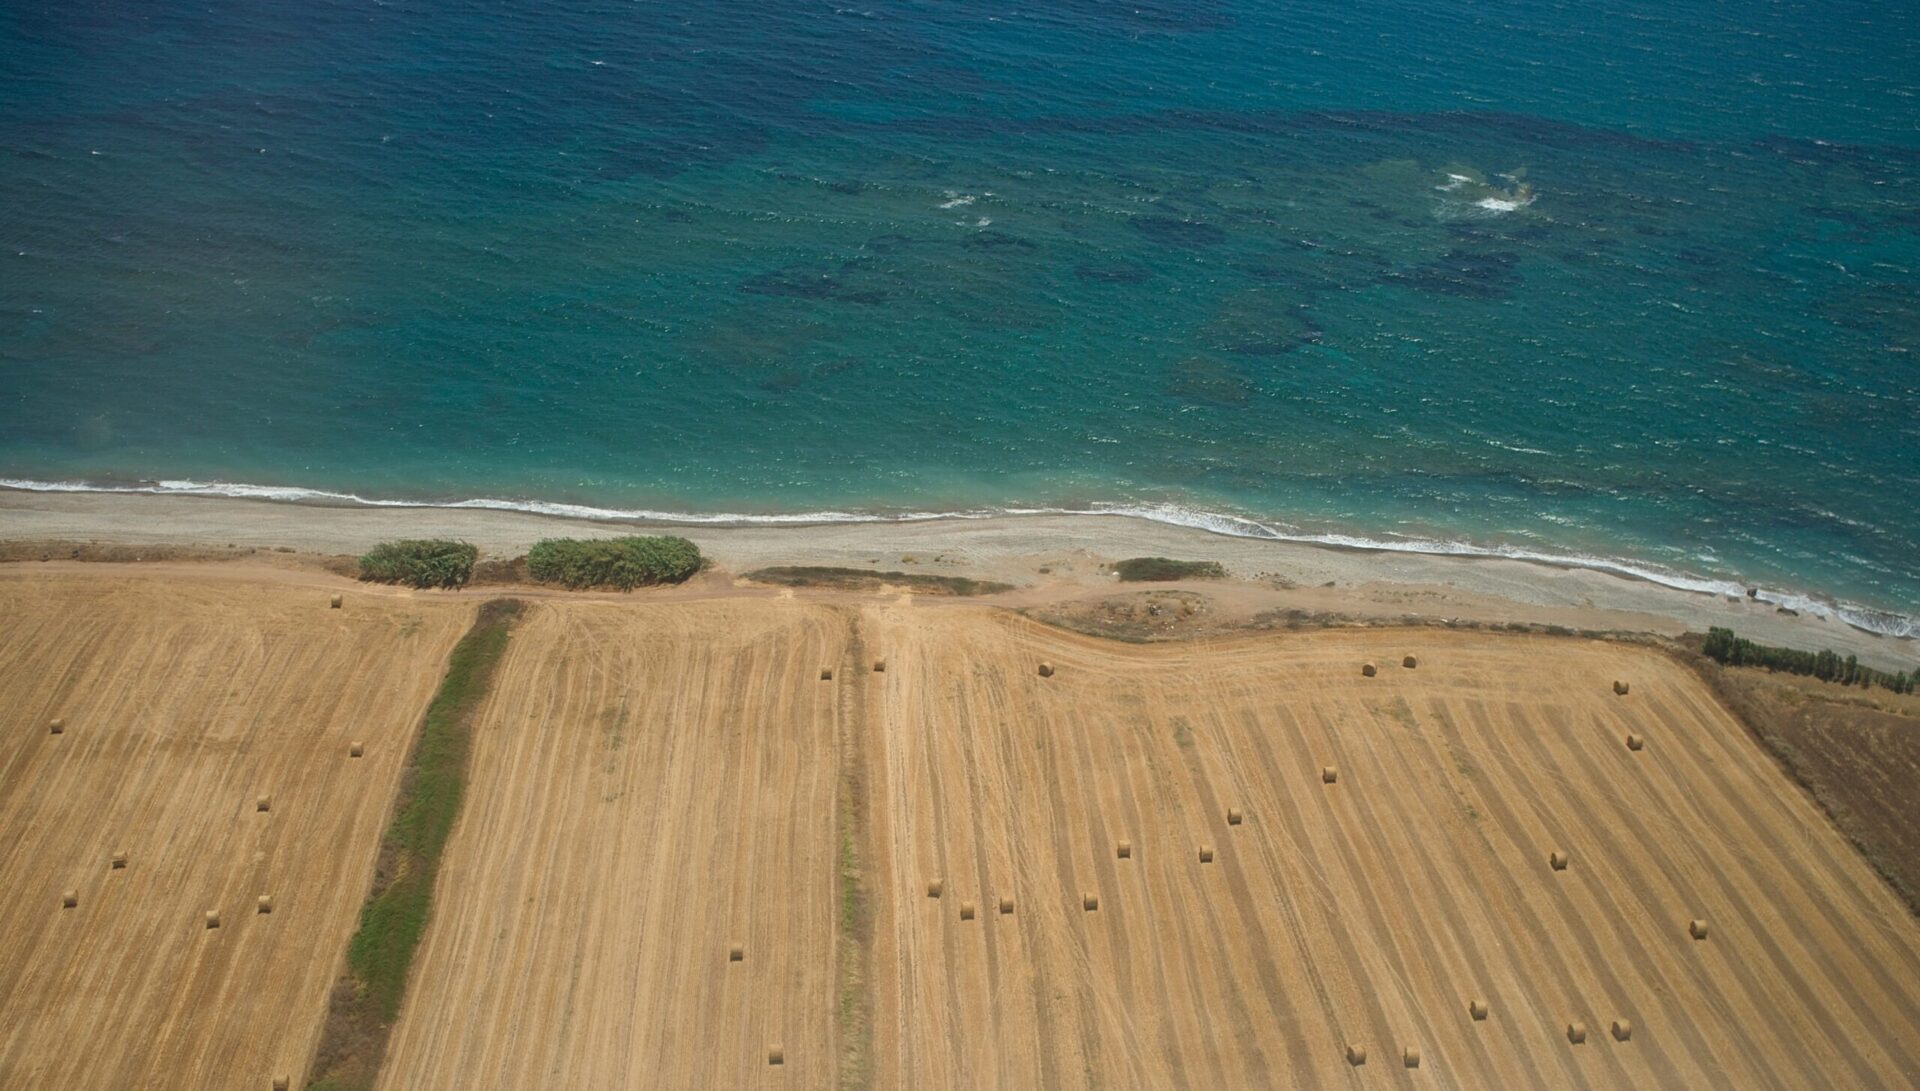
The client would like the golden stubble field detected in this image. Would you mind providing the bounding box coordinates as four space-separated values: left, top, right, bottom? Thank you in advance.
378 598 852 1090
0 572 470 1090
383 597 1920 1090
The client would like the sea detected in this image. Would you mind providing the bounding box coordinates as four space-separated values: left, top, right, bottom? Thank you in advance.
1 1 1916 636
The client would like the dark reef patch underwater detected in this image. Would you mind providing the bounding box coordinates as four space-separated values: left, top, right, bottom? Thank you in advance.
0 0 1916 631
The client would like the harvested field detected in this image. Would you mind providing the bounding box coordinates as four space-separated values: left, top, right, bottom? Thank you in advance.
860 612 1920 1089
379 599 1920 1089
378 600 850 1090
0 573 470 1089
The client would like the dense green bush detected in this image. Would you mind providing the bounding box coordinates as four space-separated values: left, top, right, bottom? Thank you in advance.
1702 627 1915 694
527 535 702 590
1113 556 1227 582
357 539 478 589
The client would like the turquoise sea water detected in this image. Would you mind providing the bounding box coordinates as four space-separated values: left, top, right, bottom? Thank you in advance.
1 1 1917 632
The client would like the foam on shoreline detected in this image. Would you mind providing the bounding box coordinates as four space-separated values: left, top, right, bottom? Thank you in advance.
3 476 1912 639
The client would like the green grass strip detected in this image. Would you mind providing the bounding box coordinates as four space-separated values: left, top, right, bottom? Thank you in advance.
745 565 1013 596
306 598 523 1091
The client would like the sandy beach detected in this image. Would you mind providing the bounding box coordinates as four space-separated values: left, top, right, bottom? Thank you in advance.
2 487 1907 671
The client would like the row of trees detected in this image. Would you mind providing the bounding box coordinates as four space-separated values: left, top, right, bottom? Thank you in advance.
1701 627 1916 695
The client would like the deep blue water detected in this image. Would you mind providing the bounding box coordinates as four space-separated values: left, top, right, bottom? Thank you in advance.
2 1 1917 631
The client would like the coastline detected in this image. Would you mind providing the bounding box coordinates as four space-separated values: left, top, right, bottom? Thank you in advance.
3 475 1910 637
3 486 1910 671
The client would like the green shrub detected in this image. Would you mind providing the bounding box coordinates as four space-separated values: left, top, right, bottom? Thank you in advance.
357 539 478 589
527 535 702 590
1114 557 1227 582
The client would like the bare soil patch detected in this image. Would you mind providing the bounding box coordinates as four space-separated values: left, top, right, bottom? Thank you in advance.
1679 645 1920 917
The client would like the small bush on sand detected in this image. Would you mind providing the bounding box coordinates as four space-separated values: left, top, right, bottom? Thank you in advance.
527 535 702 591
1114 557 1226 582
358 540 478 589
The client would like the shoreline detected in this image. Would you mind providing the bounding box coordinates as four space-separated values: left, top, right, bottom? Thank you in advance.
2 486 1911 671
3 476 1910 640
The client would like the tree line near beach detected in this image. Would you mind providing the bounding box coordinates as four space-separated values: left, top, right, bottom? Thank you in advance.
357 536 702 592
1703 627 1916 695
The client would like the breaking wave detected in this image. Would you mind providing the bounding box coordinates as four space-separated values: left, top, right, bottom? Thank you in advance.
3 476 1912 639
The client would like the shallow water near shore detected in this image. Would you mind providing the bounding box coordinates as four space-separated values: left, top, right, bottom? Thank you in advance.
2 2 1916 632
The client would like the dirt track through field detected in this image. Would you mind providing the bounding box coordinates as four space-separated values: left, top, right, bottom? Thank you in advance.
0 573 469 1090
380 598 1920 1089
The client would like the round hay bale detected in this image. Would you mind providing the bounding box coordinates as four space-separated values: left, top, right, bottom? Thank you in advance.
111 851 127 870
48 718 65 735
1404 1047 1421 1069
274 1078 291 1091
1198 846 1214 864
1613 680 1630 696
1361 662 1377 678
730 943 744 962
820 667 833 681
1403 655 1418 669
257 895 273 914
349 742 364 758
1567 1022 1587 1045
1346 1044 1367 1066
999 896 1015 915
1550 850 1569 871
1038 662 1055 678
61 890 77 909
329 594 342 609
1626 733 1644 751
1469 999 1489 1021
1226 807 1244 826
1689 918 1709 940
1116 840 1131 860
768 1045 784 1066
1322 766 1338 784
257 795 272 813
1611 1019 1632 1042
1082 893 1098 912
873 660 886 673
205 911 221 930
960 902 975 921
927 880 943 899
